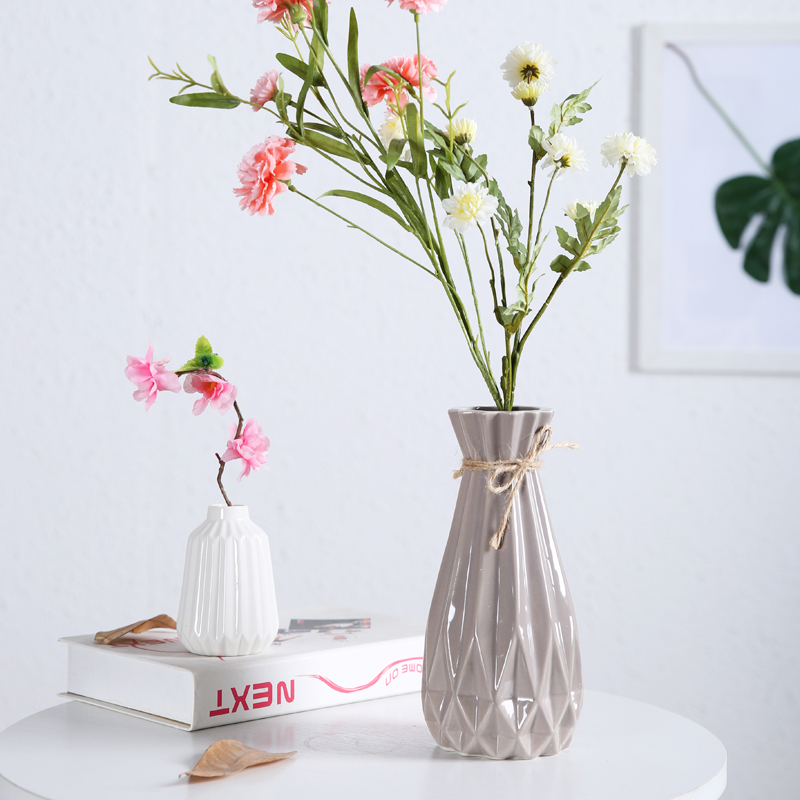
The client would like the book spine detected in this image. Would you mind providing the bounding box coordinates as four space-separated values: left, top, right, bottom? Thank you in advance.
191 638 423 730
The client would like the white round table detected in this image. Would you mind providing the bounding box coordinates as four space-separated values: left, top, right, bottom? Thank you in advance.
0 691 726 800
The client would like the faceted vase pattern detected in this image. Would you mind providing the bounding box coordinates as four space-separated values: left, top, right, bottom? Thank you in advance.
421 408 583 759
176 504 279 657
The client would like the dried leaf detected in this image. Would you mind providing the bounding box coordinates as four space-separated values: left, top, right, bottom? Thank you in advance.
94 614 177 645
180 739 296 779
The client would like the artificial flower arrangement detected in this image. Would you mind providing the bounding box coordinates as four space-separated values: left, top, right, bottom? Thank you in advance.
125 336 270 505
148 0 656 410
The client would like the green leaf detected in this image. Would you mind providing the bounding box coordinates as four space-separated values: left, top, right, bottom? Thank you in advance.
714 176 775 248
496 301 527 333
437 159 466 182
550 254 590 273
276 53 324 86
713 138 800 294
555 226 580 256
304 122 344 138
528 125 546 159
385 137 408 171
433 160 452 200
320 189 411 231
548 81 598 137
405 103 427 178
346 9 367 113
362 64 408 92
743 201 782 283
772 137 800 196
302 129 360 162
178 336 224 372
169 92 240 109
312 0 328 44
784 212 800 294
207 55 232 97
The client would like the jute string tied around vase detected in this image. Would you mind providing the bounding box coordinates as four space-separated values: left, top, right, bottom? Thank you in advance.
453 425 579 550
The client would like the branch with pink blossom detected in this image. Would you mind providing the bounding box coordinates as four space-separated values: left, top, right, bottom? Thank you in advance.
125 337 270 506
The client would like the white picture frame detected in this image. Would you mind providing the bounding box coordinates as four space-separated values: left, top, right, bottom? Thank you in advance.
635 24 800 374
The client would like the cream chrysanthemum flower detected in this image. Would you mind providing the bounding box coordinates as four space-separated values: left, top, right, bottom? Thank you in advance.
541 133 589 179
449 118 477 146
600 132 657 176
501 43 555 90
442 182 498 233
379 110 410 159
511 81 545 106
564 199 599 220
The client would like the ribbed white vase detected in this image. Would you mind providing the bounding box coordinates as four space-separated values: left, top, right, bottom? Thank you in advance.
176 504 279 657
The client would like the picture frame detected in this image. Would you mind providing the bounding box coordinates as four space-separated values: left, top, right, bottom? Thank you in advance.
634 24 800 374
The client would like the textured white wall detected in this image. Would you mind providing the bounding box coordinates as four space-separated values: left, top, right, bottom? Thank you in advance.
1 1 798 798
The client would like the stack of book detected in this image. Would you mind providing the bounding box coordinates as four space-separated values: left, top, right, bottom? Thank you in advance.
60 610 424 730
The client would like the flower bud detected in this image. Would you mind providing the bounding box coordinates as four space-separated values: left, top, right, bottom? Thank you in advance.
449 118 478 146
289 3 307 25
511 81 545 107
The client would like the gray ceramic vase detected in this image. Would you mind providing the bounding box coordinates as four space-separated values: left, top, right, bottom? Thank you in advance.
421 407 583 759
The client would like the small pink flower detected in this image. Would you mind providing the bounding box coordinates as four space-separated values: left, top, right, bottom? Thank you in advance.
124 344 181 411
251 70 280 111
360 54 438 108
183 373 238 416
221 419 270 480
253 0 312 25
386 0 447 12
234 136 307 216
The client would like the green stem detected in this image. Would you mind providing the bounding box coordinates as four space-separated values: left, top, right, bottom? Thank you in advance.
535 169 558 249
517 164 626 354
288 186 437 277
478 224 500 311
667 43 771 175
457 233 492 372
526 107 538 255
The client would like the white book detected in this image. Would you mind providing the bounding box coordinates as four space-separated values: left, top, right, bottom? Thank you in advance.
60 609 424 730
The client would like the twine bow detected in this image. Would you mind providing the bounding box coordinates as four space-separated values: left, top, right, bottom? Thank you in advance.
453 425 578 550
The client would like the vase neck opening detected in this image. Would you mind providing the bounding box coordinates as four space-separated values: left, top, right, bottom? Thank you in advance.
448 407 555 461
206 504 250 522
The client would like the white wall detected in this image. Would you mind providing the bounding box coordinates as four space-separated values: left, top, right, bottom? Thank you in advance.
1 1 798 798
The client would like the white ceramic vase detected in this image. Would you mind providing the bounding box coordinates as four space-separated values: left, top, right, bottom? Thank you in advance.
176 504 279 657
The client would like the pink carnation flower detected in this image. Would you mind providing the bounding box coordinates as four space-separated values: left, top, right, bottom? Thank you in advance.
183 373 238 416
251 70 280 111
253 0 312 25
124 344 181 411
386 0 447 12
221 419 270 480
360 54 438 108
234 136 307 216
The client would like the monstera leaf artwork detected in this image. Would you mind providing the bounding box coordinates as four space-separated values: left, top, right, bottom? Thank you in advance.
715 138 800 294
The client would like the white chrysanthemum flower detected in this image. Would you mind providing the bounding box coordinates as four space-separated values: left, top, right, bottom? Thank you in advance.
565 199 599 220
501 43 555 90
511 81 545 106
540 133 589 179
449 118 477 146
379 110 410 159
442 182 499 233
600 132 658 176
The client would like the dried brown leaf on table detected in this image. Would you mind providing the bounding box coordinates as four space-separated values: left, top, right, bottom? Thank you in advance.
180 739 296 779
94 614 177 645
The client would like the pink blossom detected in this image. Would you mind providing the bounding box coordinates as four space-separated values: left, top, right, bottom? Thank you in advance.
124 344 181 411
386 0 447 12
221 419 270 480
183 373 238 416
253 0 312 25
251 70 280 111
360 54 438 108
234 136 307 216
